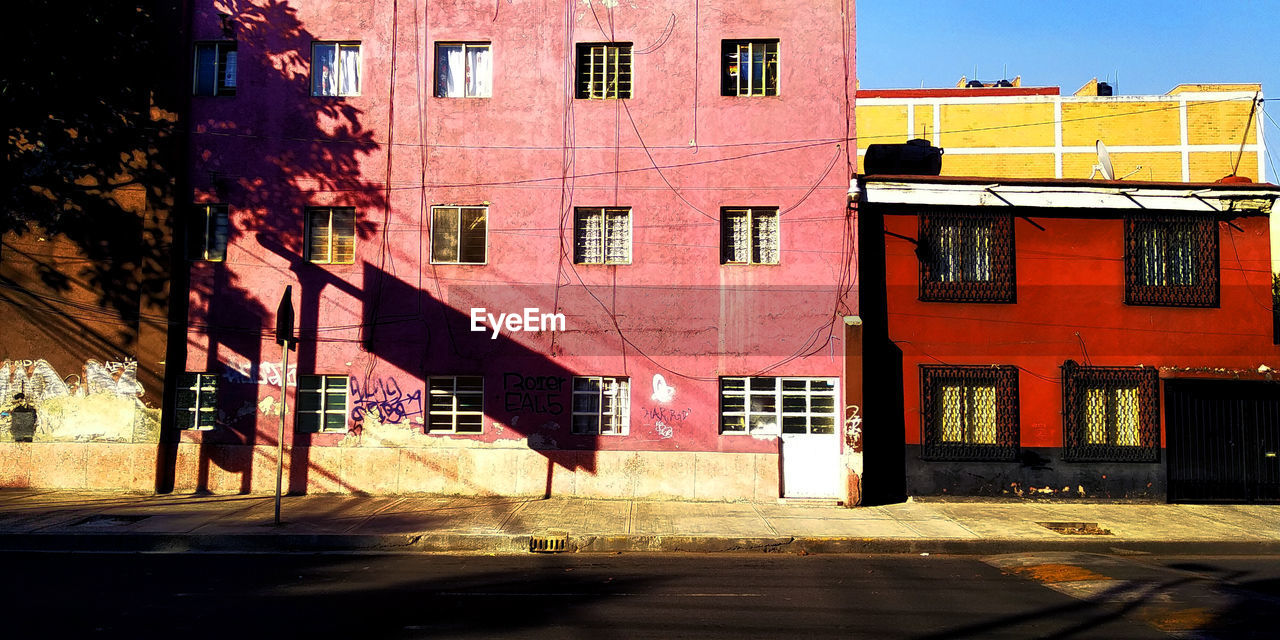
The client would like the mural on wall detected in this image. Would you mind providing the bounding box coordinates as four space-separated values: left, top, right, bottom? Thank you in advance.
0 358 156 442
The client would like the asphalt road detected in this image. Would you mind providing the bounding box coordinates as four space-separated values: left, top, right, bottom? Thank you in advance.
3 551 1278 638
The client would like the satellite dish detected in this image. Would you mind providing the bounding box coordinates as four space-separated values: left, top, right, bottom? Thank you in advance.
1090 140 1116 180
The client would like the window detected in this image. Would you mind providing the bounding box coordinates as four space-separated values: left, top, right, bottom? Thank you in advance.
572 377 630 435
575 43 632 99
297 375 349 433
574 207 631 264
175 373 218 430
1125 214 1218 307
311 41 360 96
919 365 1019 460
428 376 483 433
721 207 779 264
1061 361 1159 462
436 42 491 97
721 39 778 96
306 207 355 264
720 377 837 435
919 209 1015 303
431 206 487 264
188 203 229 261
193 41 237 96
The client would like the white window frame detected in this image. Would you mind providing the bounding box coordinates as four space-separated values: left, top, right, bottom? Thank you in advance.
430 205 488 265
190 203 229 262
297 375 349 433
571 376 630 435
311 41 361 97
306 207 356 264
435 42 492 98
573 207 632 265
427 376 484 434
193 41 237 96
720 377 838 435
576 42 633 99
721 207 780 265
176 373 219 430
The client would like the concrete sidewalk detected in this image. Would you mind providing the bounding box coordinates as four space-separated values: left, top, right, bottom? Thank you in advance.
1 489 1278 555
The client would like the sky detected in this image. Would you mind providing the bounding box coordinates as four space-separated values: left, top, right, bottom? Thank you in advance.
856 0 1280 181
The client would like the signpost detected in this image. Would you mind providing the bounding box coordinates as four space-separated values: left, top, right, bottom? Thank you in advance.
274 286 296 526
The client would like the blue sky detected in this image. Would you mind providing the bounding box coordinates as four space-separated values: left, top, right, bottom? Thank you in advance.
856 0 1280 180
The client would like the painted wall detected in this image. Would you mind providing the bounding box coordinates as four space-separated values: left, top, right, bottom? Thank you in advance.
175 1 856 499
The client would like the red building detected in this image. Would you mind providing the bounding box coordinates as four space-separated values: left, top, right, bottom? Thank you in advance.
175 1 858 500
857 174 1280 503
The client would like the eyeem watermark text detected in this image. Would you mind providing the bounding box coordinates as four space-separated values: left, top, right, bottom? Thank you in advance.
470 308 566 340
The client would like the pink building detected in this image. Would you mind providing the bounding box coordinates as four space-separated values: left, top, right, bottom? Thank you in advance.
177 1 857 501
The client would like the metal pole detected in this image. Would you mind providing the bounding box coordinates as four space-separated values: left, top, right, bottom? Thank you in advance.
274 339 289 526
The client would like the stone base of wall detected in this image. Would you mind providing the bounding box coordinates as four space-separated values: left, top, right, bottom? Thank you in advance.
0 443 782 502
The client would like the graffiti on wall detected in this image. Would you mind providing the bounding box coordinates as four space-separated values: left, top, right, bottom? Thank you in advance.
650 374 676 403
222 359 297 387
502 373 565 414
350 377 422 424
0 358 154 442
642 406 690 440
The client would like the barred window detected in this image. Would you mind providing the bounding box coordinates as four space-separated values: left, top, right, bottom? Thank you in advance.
175 373 219 430
306 207 356 264
312 41 360 97
574 207 631 264
576 43 632 99
572 376 629 435
721 377 837 435
297 375 349 433
1125 214 1218 307
189 203 229 261
919 210 1015 303
721 207 779 265
428 376 484 433
1062 361 1160 462
920 365 1019 461
193 41 236 96
431 206 487 264
721 39 778 96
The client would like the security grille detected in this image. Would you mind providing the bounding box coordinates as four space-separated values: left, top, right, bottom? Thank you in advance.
1061 361 1160 462
722 39 779 96
1125 214 1218 307
175 373 218 430
297 375 349 433
574 208 631 264
307 207 356 264
919 365 1019 461
918 209 1015 303
721 208 779 265
576 43 632 99
428 376 484 433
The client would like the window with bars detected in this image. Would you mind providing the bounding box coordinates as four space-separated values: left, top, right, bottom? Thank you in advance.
720 377 838 435
306 207 356 264
175 373 218 430
721 39 778 96
919 365 1019 461
435 42 492 98
431 206 487 264
919 209 1015 302
721 207 779 265
575 43 632 99
312 41 360 96
193 41 237 96
189 203 229 262
572 376 630 435
1125 214 1218 307
1061 361 1160 462
297 375 349 433
428 376 484 433
574 207 631 264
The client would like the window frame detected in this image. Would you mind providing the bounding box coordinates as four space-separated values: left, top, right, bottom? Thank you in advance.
919 365 1020 461
720 377 839 436
297 374 349 434
193 40 237 96
430 205 488 265
721 39 779 97
434 41 493 98
1124 213 1219 307
1061 361 1160 462
175 373 219 431
573 207 632 265
427 376 485 434
720 207 780 265
571 376 630 435
918 208 1016 303
575 42 633 100
305 206 356 265
188 203 229 262
311 41 362 97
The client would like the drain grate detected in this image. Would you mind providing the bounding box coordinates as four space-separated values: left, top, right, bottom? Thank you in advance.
529 534 569 553
1037 521 1112 536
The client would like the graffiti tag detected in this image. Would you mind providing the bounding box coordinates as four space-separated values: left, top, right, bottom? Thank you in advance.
502 373 565 414
222 360 297 387
350 377 423 424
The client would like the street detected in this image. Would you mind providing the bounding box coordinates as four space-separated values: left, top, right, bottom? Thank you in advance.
4 551 1279 638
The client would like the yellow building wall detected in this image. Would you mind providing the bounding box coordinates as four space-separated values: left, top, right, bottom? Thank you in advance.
857 106 907 150
1060 101 1182 147
1186 100 1258 145
940 153 1056 179
939 103 1056 147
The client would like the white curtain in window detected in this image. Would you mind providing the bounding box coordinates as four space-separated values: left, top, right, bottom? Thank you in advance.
438 45 464 97
223 51 237 88
313 44 336 95
339 45 360 94
467 46 491 97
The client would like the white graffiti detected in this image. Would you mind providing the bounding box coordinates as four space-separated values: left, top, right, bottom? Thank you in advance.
653 420 673 439
0 359 143 404
222 359 297 387
844 405 863 445
651 373 676 403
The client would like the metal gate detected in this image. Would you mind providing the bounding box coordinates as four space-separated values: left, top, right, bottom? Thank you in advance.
1166 380 1280 503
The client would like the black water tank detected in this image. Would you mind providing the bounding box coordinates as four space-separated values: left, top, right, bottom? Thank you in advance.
1097 82 1113 96
863 139 943 176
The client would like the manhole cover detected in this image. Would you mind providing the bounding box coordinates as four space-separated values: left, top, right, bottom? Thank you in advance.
70 514 151 528
1037 521 1112 536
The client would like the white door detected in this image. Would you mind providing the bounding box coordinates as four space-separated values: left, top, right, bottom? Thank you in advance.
779 378 842 498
